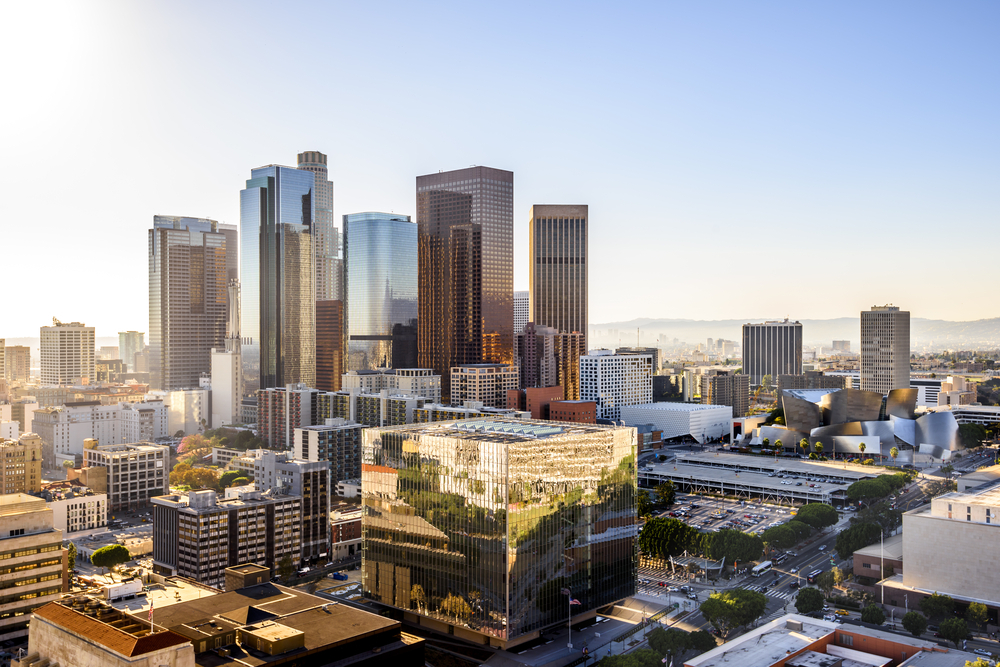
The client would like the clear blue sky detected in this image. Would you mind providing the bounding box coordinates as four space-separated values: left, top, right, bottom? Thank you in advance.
3 1 998 337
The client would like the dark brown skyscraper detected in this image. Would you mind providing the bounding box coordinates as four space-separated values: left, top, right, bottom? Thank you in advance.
315 299 343 391
529 205 588 349
417 166 513 401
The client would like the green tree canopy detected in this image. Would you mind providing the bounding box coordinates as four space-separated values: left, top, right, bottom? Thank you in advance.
861 604 885 625
919 593 955 624
91 544 131 579
699 588 768 637
687 630 717 654
835 522 882 560
648 627 688 660
638 517 703 559
902 611 928 637
760 524 798 550
596 648 662 667
959 423 988 449
814 570 837 596
795 587 825 614
637 490 654 518
655 481 676 507
66 542 77 571
940 617 969 647
277 555 295 580
703 529 763 565
794 503 839 530
219 470 252 488
966 602 989 630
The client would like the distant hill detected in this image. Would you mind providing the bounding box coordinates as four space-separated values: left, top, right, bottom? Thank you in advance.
589 317 1000 350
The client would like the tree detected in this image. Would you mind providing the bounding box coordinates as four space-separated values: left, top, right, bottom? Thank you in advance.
410 584 426 611
774 439 783 455
91 544 131 580
902 611 928 637
439 593 472 621
277 555 295 580
814 442 824 457
638 518 702 559
889 447 899 463
794 503 839 530
966 601 989 631
174 429 186 438
66 542 77 571
940 617 969 647
814 570 836 596
637 490 653 518
762 438 770 450
62 460 75 469
959 423 988 449
648 627 688 662
703 529 763 565
655 481 676 507
799 438 810 455
965 659 994 667
687 630 717 654
835 522 882 560
220 470 251 488
761 375 773 395
795 587 825 614
861 604 885 625
230 477 250 488
831 566 845 587
700 589 768 636
920 593 955 624
858 443 867 457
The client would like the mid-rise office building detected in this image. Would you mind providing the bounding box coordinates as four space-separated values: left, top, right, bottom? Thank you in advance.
294 418 364 488
246 449 330 561
516 323 585 400
700 371 750 418
832 340 851 352
0 432 42 494
416 166 514 401
117 331 145 372
341 367 441 403
40 319 95 386
240 163 316 397
5 345 30 382
528 204 588 347
82 440 169 511
345 212 418 371
505 385 564 419
33 401 168 467
616 346 661 374
450 363 519 408
579 350 653 421
860 305 910 395
148 216 232 391
297 150 341 302
35 480 107 534
412 402 530 423
513 290 529 334
320 389 427 428
257 383 320 449
362 417 636 649
742 320 802 386
0 494 67 642
152 488 301 588
315 298 344 392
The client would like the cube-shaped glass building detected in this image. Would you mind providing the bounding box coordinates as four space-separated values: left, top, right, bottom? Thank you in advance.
362 417 637 649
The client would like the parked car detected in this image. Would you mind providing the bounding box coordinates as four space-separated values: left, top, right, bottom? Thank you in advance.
835 609 849 616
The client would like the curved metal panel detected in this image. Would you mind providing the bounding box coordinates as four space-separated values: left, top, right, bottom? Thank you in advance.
890 416 916 447
819 389 883 425
918 443 952 460
915 411 962 451
886 388 918 420
758 425 809 449
782 394 823 433
859 420 897 451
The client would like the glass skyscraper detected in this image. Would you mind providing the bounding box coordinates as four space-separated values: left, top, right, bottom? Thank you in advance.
148 216 232 391
362 417 637 649
240 165 316 397
296 151 341 302
344 212 418 371
416 166 514 402
528 205 588 348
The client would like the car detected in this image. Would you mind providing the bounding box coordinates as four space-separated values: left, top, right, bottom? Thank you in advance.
835 609 849 616
668 586 680 592
790 567 798 573
974 649 991 657
789 582 799 590
658 581 666 587
687 592 698 600
818 545 827 552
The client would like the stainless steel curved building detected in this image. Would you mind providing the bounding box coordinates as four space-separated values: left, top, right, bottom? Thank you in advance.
344 213 418 371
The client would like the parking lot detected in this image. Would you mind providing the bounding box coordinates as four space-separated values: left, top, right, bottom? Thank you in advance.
656 492 796 537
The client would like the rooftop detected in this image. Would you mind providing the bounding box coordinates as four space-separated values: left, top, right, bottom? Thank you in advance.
34 600 190 658
372 416 623 442
685 614 837 667
623 402 732 413
853 532 903 560
0 493 47 516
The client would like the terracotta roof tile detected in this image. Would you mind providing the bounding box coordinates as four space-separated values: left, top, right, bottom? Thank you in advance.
32 603 191 657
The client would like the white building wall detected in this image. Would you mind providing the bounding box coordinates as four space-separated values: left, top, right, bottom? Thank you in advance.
147 388 208 436
579 351 653 421
620 403 731 443
48 494 108 534
211 349 241 428
0 422 17 440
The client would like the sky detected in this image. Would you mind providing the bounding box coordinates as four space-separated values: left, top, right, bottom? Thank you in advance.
2 1 998 337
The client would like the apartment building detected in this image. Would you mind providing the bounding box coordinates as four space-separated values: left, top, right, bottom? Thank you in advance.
579 349 653 421
294 419 364 488
257 383 321 449
0 432 42 494
340 367 441 403
32 401 167 467
450 364 519 408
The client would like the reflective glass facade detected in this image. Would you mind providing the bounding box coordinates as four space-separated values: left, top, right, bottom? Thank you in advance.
362 418 637 648
344 213 418 371
417 167 514 402
297 151 342 302
528 205 588 348
240 165 316 396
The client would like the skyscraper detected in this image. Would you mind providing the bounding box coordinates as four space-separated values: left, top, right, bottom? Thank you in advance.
700 371 750 417
148 216 231 391
529 205 588 347
240 164 316 396
315 299 344 392
39 319 94 386
742 320 803 386
297 151 341 301
344 212 418 371
860 305 910 395
417 166 514 401
4 346 30 382
117 331 145 372
513 290 529 334
515 322 585 400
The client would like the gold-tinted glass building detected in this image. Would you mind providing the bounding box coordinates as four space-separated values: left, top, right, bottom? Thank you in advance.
417 167 513 402
528 205 588 347
361 417 637 649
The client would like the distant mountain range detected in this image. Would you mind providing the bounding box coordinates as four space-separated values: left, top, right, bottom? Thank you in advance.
588 317 1000 350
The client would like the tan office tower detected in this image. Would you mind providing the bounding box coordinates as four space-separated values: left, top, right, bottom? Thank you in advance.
529 205 588 348
298 150 342 302
860 305 910 395
417 166 513 401
5 345 30 381
0 339 4 381
40 319 95 385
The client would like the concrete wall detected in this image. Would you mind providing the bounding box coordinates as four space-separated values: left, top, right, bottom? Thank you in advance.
902 509 1000 602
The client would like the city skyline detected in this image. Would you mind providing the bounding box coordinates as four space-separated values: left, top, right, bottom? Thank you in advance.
4 2 1000 336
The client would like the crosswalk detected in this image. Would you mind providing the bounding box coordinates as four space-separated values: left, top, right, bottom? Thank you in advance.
743 583 795 600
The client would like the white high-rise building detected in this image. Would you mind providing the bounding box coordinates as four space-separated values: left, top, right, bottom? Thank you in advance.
32 401 168 466
212 279 243 427
514 290 529 334
860 305 910 395
40 319 95 386
340 368 441 404
579 349 653 421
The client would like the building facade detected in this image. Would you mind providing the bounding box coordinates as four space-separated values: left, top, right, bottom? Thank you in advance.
528 204 588 346
513 290 529 334
297 150 341 302
0 494 67 642
40 319 95 386
0 432 42 494
33 401 168 467
361 417 637 649
450 364 519 408
240 164 316 398
620 403 732 444
341 367 442 404
315 299 344 392
257 383 321 450
5 345 30 382
152 488 301 588
516 323 585 400
294 419 364 487
700 371 750 418
148 216 231 391
742 320 802 386
579 350 653 421
146 388 209 436
860 305 910 395
416 166 514 401
83 441 169 511
117 331 145 372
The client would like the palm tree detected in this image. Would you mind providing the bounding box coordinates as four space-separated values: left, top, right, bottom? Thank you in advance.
799 438 809 456
890 447 899 465
814 442 824 458
858 442 867 461
774 439 783 461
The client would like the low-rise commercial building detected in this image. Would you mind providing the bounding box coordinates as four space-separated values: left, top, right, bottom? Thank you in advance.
83 440 169 511
32 400 167 467
549 399 597 424
330 505 362 559
35 480 108 534
505 385 564 419
620 402 732 444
